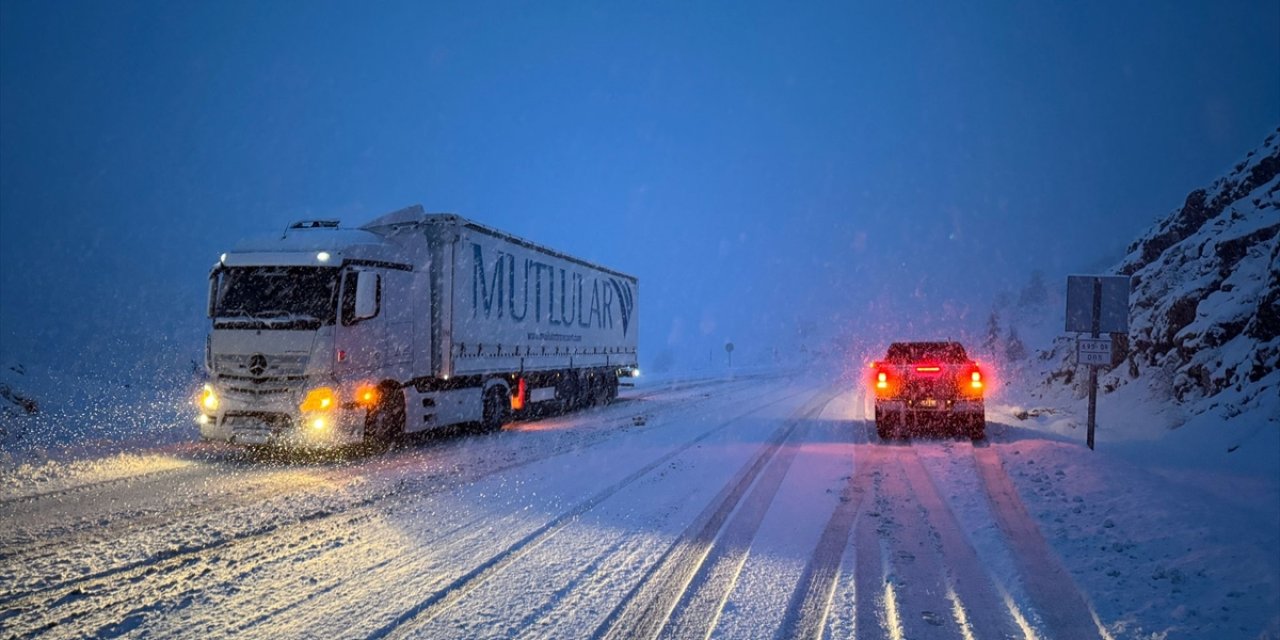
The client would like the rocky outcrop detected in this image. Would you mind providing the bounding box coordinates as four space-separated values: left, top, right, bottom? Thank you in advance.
1046 128 1280 419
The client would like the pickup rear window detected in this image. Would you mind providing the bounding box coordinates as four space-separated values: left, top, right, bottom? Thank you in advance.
885 342 969 363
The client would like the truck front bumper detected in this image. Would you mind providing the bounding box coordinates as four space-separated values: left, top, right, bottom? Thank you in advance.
199 406 366 448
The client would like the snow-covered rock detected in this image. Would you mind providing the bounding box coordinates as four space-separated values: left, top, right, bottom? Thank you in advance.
1039 128 1279 426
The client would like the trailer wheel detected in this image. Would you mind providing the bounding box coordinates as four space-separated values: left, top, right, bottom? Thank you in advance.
481 386 509 433
365 384 405 444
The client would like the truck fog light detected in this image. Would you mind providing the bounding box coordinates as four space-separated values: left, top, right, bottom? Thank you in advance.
311 417 327 431
199 384 219 411
196 414 211 425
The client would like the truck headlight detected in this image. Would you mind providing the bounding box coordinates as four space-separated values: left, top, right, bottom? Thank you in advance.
300 387 337 413
199 384 219 412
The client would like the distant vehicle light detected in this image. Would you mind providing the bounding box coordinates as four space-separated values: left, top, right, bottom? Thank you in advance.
300 387 337 413
317 251 331 262
199 384 219 412
632 368 641 378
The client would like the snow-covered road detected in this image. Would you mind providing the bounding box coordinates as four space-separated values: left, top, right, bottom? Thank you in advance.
2 375 1276 639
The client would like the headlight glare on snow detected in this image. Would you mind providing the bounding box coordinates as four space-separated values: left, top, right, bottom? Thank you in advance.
300 387 337 413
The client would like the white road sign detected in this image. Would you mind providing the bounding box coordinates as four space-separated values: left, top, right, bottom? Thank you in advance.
1077 338 1112 366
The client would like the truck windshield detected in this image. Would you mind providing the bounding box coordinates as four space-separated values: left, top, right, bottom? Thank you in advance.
212 266 339 330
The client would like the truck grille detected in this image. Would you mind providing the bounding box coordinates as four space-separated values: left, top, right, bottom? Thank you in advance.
213 353 310 379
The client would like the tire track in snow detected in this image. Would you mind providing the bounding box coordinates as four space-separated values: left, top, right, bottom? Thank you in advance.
895 442 1023 639
365 386 817 640
869 444 965 639
973 444 1107 640
774 419 873 640
658 401 835 638
587 387 839 640
0 378 770 635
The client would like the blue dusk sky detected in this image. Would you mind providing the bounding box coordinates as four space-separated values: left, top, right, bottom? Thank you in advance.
1 1 1277 375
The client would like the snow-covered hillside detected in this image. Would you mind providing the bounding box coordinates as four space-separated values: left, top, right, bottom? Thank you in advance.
1116 127 1278 411
1037 130 1278 409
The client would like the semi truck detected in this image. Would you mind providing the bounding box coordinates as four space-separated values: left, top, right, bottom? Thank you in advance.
196 205 639 447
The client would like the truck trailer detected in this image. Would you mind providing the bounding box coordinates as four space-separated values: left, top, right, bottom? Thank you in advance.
197 205 639 447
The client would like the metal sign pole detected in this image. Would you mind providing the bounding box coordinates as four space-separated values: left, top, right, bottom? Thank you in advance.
1087 277 1101 450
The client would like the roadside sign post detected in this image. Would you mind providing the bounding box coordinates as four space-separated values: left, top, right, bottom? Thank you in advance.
1086 280 1101 450
1066 275 1131 450
725 342 735 368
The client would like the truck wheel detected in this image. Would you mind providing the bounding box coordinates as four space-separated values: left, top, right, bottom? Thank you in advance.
481 386 509 433
875 410 895 441
875 419 893 441
970 414 986 440
587 375 608 406
366 384 405 444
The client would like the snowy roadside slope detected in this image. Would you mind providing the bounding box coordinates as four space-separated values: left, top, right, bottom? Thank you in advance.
1115 127 1279 417
1007 130 1278 439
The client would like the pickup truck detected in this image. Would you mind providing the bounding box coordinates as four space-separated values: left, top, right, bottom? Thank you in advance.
869 341 985 440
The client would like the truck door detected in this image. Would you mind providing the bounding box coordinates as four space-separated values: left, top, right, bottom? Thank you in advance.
335 268 386 375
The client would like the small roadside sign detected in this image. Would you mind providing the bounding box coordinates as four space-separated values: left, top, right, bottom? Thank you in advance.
1077 338 1112 366
1064 274 1131 452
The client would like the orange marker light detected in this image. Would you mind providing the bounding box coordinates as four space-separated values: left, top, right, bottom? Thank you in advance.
511 377 527 411
355 384 380 407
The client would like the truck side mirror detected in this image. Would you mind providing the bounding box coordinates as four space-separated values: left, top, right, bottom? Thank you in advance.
354 271 380 321
207 270 221 318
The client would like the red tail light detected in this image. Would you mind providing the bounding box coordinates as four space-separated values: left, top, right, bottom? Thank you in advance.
961 364 984 396
871 365 895 397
